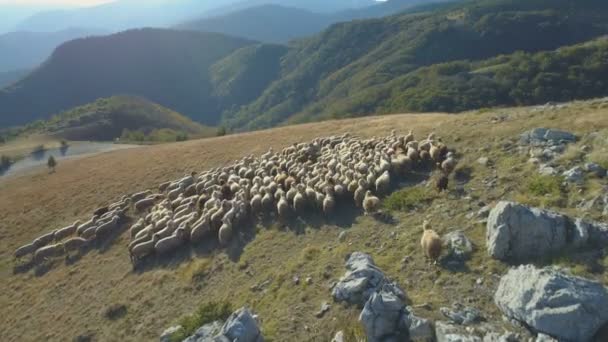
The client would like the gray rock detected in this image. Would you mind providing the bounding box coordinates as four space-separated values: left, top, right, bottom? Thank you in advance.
220 307 263 342
332 252 405 306
435 321 481 342
160 326 182 342
535 333 558 342
331 331 345 342
482 332 519 342
477 157 490 167
520 128 576 146
563 166 585 183
315 301 331 318
584 162 607 178
538 164 557 176
440 304 483 325
444 231 474 261
359 290 409 342
494 265 608 341
406 314 434 341
486 202 568 262
183 321 223 342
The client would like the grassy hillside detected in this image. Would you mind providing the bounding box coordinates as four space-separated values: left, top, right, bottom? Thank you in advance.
2 99 607 341
224 0 608 129
0 28 253 127
28 96 215 141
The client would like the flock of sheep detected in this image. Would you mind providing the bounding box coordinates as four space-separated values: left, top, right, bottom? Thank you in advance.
14 130 457 269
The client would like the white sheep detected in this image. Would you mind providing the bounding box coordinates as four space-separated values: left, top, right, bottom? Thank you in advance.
33 230 57 249
95 216 120 238
131 190 152 203
54 220 81 242
64 237 89 258
218 218 233 246
129 218 146 240
375 170 390 196
77 216 99 236
33 243 65 263
130 234 160 266
363 190 380 215
190 214 211 242
14 242 37 259
154 228 186 255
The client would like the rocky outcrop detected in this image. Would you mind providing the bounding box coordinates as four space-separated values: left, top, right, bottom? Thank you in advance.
443 231 474 261
495 265 608 341
520 128 576 146
332 252 405 306
359 290 410 341
176 307 263 342
486 201 608 262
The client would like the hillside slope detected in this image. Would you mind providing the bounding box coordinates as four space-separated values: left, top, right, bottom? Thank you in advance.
0 69 29 89
2 99 607 341
26 96 213 141
225 0 608 129
0 29 253 127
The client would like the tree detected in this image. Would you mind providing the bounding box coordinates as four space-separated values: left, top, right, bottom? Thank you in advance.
47 155 57 173
216 126 227 137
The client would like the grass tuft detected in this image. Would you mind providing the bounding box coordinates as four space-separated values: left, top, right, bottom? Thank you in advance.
383 186 435 211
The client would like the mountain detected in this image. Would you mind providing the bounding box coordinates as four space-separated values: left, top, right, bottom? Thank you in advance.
178 1 455 44
201 0 376 18
0 28 105 73
0 28 253 127
223 0 608 129
0 69 29 89
177 5 331 44
20 95 213 141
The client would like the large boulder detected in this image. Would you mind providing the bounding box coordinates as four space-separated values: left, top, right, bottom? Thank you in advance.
182 321 223 342
332 252 405 306
220 307 263 342
486 201 608 262
359 290 410 342
494 265 608 341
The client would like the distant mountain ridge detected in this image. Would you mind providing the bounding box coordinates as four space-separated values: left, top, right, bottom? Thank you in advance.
0 28 105 73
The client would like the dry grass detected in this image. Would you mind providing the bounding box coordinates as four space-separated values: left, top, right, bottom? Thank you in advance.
1 102 608 341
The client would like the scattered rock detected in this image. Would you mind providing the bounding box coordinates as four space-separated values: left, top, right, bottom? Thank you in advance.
338 231 348 242
359 290 409 342
584 162 607 178
435 321 481 342
315 302 331 318
494 265 608 341
182 321 222 342
440 304 483 325
220 307 264 342
538 164 558 176
477 157 490 167
520 128 576 146
332 252 405 306
563 166 585 183
486 201 608 262
331 331 345 342
444 231 474 261
160 326 183 342
406 314 434 341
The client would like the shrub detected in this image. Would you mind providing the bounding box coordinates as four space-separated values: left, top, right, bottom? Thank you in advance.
216 126 227 137
527 174 563 197
170 301 233 342
383 186 435 211
47 155 57 172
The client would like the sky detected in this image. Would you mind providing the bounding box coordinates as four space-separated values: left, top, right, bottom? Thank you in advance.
0 0 114 6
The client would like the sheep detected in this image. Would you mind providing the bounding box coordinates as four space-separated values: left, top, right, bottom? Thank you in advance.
155 220 177 240
436 173 449 192
293 184 307 214
168 183 185 201
81 225 98 240
261 190 274 213
375 170 390 196
363 190 380 215
64 237 89 258
131 190 152 202
135 197 156 212
77 216 98 236
130 234 160 267
353 179 367 207
14 242 37 259
154 228 186 255
93 206 109 217
33 230 57 249
441 156 457 175
323 190 335 216
420 220 442 264
54 220 80 242
95 216 121 238
277 193 290 220
33 243 65 263
159 181 171 192
129 218 146 240
190 214 211 242
218 218 233 246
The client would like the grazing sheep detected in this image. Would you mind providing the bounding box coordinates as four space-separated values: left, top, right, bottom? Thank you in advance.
135 197 156 213
95 216 121 238
218 218 233 246
54 220 80 242
14 242 37 259
323 190 335 216
353 179 367 207
129 218 146 240
64 237 89 258
93 206 109 217
155 220 177 240
131 190 152 202
168 183 185 201
81 225 98 240
77 216 98 236
375 170 390 196
33 243 65 263
293 184 307 214
33 230 57 249
441 156 457 175
154 228 186 255
261 190 274 212
436 173 449 192
130 234 160 267
363 190 380 215
420 220 442 264
277 193 290 220
190 214 211 242
158 181 171 192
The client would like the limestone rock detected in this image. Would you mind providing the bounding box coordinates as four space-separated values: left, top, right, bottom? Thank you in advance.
359 290 409 342
494 265 608 341
444 231 473 261
435 321 481 342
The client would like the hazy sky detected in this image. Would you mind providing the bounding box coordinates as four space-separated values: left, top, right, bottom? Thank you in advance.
0 0 113 6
